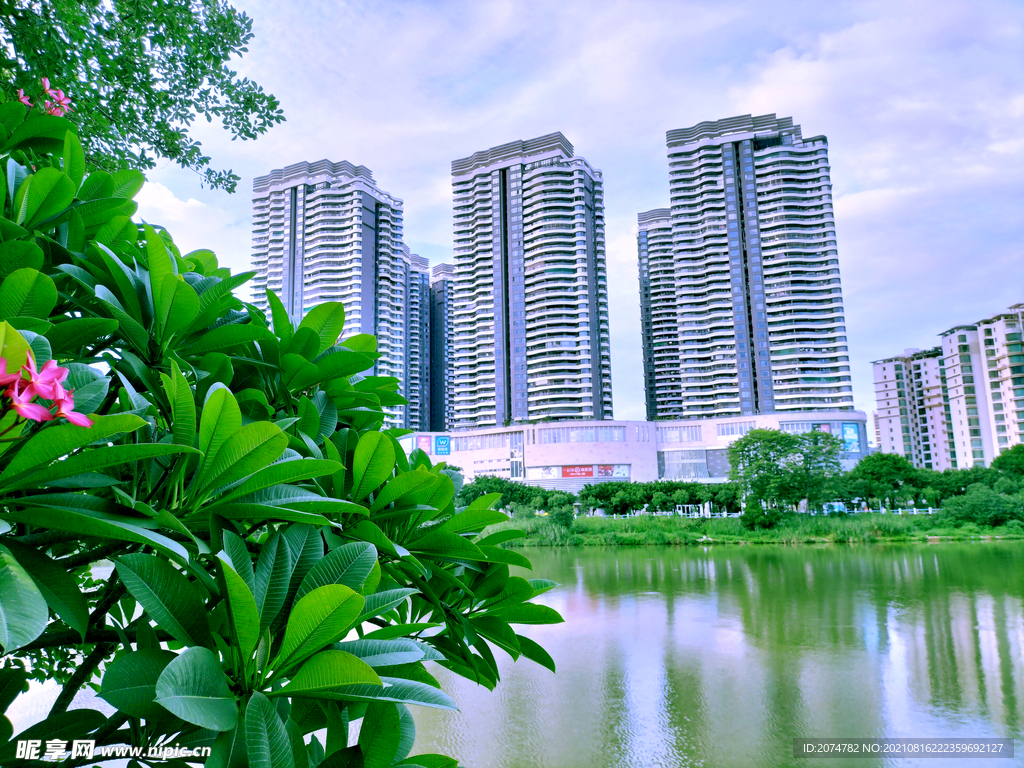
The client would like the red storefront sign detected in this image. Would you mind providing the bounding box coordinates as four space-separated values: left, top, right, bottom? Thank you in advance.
561 465 594 478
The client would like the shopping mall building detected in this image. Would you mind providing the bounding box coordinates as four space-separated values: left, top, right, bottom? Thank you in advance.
398 411 869 491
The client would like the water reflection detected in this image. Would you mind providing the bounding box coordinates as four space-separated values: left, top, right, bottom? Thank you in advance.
412 543 1024 767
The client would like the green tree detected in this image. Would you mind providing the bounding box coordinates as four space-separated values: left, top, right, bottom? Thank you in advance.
0 111 560 766
992 444 1024 476
0 0 285 190
728 429 799 510
791 430 845 511
650 491 673 513
846 451 918 507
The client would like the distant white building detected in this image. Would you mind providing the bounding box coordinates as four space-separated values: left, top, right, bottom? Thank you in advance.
400 411 869 492
249 160 429 428
872 304 1024 469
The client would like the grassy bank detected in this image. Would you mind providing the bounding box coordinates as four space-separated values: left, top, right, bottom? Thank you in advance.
486 513 1024 547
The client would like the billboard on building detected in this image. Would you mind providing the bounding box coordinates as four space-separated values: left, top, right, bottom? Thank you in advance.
416 435 432 454
841 423 862 453
812 423 832 434
561 465 594 478
435 435 450 455
597 465 630 478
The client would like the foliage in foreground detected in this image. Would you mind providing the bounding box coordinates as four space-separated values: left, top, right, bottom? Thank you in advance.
0 106 560 767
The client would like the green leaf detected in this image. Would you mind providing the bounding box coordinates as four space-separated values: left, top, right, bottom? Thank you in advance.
336 639 425 668
314 347 376 385
0 267 57 320
183 323 278 356
0 539 88 640
351 432 395 502
116 554 212 647
357 588 418 623
145 224 176 332
470 616 520 659
45 317 119 353
516 634 556 672
246 691 294 768
112 169 146 199
298 302 346 355
99 648 177 719
490 603 564 625
324 677 456 710
155 647 238 731
437 507 510 535
0 240 43 279
1 443 198 492
1 710 105 764
395 756 457 768
217 459 342 504
266 290 293 346
368 471 437 514
197 387 241 483
197 422 288 496
0 413 145 482
295 542 377 602
3 495 189 561
361 623 439 641
218 553 261 664
274 650 381 697
19 168 76 229
393 704 416 765
62 130 85 189
358 702 399 768
479 576 534 612
467 492 502 511
94 215 138 249
0 667 26 713
478 545 533 570
254 533 292 633
78 170 114 201
409 530 487 561
208 724 248 768
164 360 197 448
276 584 365 670
160 275 200 339
0 546 48 651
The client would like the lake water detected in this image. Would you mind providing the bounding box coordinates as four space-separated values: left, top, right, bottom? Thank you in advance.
411 543 1024 768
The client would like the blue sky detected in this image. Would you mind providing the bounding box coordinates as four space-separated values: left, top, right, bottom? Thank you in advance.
137 0 1024 423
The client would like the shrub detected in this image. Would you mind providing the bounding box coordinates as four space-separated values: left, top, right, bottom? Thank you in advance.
549 505 575 529
0 108 561 766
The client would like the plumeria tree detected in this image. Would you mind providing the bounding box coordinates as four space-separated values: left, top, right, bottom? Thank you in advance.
0 89 559 767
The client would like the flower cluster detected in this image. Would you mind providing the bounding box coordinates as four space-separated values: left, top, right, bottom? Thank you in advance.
0 353 93 427
17 77 72 117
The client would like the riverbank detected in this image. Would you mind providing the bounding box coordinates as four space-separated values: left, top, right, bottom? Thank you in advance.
488 512 1024 546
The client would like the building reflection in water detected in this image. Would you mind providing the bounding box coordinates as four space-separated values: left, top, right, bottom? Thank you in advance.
411 543 1024 768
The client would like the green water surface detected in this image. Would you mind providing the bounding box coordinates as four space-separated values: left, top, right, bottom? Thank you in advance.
411 543 1024 768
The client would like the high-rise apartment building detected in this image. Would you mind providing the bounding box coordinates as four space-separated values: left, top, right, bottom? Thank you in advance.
250 160 427 428
940 304 1024 466
872 349 955 470
872 304 1024 469
450 132 613 429
405 249 431 431
430 263 455 432
638 114 852 419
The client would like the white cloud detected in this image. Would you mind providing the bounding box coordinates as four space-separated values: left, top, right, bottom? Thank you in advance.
144 0 1024 419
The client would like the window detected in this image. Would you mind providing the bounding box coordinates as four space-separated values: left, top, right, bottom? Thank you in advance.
657 425 702 443
717 421 756 437
452 433 512 451
538 426 626 444
780 422 814 433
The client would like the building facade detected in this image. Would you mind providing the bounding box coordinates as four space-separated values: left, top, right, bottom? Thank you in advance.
872 304 1024 469
940 304 1024 467
250 160 427 428
450 132 613 430
638 114 852 420
399 411 869 491
405 249 431 431
872 349 955 470
430 263 455 432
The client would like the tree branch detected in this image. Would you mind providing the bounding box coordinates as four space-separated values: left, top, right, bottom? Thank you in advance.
48 641 114 716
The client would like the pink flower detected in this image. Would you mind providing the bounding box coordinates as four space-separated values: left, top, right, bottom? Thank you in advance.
44 100 69 117
21 357 68 401
16 89 32 108
53 392 93 427
5 383 54 423
0 358 21 387
41 77 57 98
